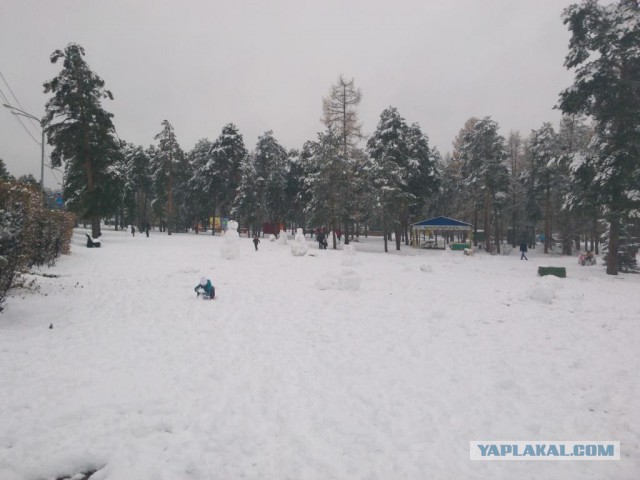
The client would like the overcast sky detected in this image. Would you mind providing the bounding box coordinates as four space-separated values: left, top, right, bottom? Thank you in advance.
1 0 579 189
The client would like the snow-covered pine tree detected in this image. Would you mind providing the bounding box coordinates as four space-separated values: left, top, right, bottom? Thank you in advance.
122 143 153 229
43 43 119 239
527 123 561 254
406 122 439 243
207 124 247 224
303 130 349 246
367 107 415 252
231 154 259 235
556 115 595 254
453 117 509 253
559 0 640 274
187 138 215 233
152 120 183 235
253 131 288 232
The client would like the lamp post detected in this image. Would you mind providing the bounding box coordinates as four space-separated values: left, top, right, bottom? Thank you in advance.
2 103 45 191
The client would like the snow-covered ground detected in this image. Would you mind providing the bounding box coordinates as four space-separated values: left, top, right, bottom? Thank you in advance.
0 228 638 480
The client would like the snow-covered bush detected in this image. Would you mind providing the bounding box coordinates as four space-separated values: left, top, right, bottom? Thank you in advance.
0 181 75 312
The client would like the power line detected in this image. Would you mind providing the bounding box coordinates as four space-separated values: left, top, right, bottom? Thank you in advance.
0 70 41 131
0 87 41 146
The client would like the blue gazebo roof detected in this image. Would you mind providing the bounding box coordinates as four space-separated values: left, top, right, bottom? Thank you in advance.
411 216 473 229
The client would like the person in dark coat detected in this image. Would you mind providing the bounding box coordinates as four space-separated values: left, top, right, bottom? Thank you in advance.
253 235 260 251
317 231 325 250
520 241 528 260
131 225 135 237
195 277 215 299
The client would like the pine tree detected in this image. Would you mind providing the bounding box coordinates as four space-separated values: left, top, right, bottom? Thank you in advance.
122 143 153 228
254 131 288 231
556 115 595 253
231 154 259 234
527 123 561 253
209 124 247 221
455 117 509 253
43 43 119 238
367 107 416 252
0 159 13 181
187 138 215 232
405 122 439 241
152 120 183 235
559 0 640 274
304 130 350 245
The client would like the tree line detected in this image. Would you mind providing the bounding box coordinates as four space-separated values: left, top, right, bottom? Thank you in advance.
22 0 639 274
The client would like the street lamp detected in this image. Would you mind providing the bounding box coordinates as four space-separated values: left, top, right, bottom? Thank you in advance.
2 103 45 191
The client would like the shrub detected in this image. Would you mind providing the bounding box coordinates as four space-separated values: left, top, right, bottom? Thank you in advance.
0 180 75 312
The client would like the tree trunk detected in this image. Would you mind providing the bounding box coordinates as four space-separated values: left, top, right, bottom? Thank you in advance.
91 216 101 239
494 209 500 254
473 207 479 246
606 219 619 275
544 186 551 254
483 193 492 253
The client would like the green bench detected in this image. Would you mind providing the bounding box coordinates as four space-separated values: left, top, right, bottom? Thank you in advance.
450 243 471 251
538 266 566 278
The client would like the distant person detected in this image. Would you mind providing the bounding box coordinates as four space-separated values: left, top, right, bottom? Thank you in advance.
195 276 215 299
317 231 325 250
520 241 528 260
131 225 135 237
253 234 260 251
145 222 150 237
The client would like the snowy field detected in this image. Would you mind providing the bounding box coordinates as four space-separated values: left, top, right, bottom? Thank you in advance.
0 228 638 480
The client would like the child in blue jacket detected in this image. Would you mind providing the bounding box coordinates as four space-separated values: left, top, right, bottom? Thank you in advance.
195 276 215 299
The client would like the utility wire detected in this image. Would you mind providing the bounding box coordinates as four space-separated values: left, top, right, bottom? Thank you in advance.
0 86 41 146
0 70 41 130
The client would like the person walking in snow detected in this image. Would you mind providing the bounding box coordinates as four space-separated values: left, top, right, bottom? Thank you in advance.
253 234 260 251
317 231 326 250
195 276 215 299
131 225 135 237
520 241 528 260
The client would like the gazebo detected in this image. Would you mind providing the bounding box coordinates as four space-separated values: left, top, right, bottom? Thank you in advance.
410 216 473 250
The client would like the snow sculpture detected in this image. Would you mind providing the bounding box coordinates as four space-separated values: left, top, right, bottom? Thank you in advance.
315 276 336 290
221 220 240 260
269 234 276 242
290 228 308 256
529 275 561 304
278 229 288 245
338 269 361 291
341 244 359 266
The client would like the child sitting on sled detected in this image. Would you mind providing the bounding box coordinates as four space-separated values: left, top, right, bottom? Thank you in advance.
195 276 215 299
